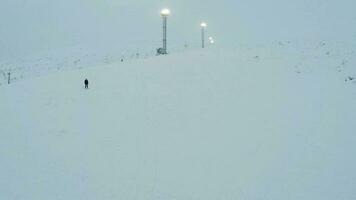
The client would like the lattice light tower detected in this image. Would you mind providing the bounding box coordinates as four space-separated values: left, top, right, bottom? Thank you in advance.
160 9 171 54
201 22 207 48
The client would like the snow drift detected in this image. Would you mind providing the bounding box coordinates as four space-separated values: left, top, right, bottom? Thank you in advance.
1 44 356 200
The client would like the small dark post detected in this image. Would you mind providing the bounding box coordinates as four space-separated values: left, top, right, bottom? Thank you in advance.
7 72 10 84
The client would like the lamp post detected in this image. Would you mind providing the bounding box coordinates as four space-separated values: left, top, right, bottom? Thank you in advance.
200 22 207 48
209 37 214 44
161 9 170 54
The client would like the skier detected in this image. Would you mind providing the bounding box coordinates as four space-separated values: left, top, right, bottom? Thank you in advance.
84 79 89 89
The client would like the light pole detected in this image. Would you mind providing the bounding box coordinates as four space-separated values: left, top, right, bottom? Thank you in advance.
161 9 170 54
200 22 207 48
209 37 214 44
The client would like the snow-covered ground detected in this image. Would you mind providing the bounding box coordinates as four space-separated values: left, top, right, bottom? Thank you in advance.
1 44 356 199
0 41 195 86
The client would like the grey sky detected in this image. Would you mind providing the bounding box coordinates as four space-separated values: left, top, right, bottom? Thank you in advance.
1 0 355 59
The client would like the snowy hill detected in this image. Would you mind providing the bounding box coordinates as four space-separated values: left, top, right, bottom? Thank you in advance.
1 45 356 199
0 42 193 86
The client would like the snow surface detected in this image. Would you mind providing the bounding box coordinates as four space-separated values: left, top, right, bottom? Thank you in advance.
1 44 356 199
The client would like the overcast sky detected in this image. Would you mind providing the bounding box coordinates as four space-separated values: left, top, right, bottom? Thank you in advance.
1 0 355 59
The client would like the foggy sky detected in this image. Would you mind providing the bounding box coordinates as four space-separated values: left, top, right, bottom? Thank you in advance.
1 0 355 60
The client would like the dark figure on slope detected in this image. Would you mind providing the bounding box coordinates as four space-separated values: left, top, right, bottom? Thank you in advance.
84 79 89 89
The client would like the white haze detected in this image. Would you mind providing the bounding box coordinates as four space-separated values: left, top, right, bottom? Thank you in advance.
1 0 356 60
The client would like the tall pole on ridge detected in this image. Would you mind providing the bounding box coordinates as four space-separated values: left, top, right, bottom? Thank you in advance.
161 9 170 54
201 22 207 48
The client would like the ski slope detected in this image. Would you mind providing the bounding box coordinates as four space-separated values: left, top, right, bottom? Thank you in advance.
1 45 356 200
